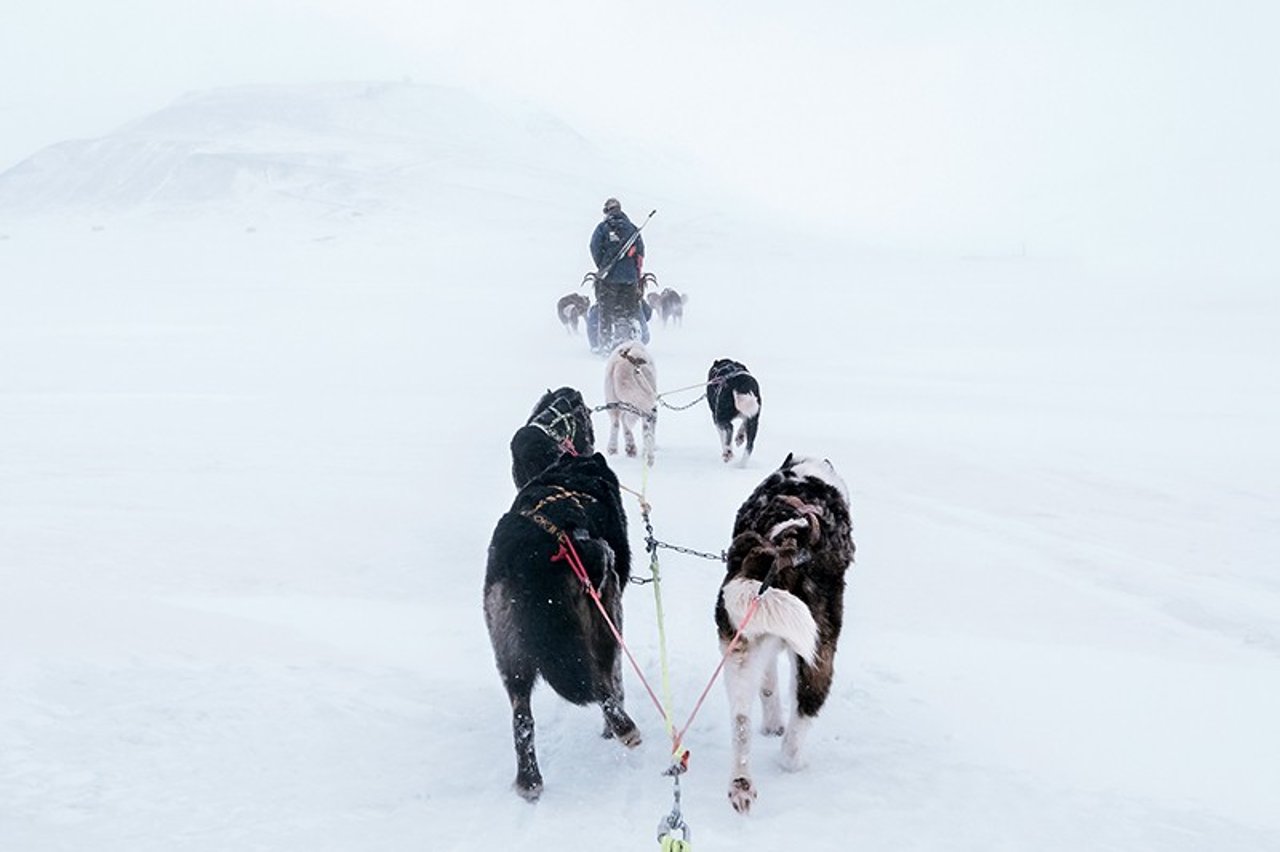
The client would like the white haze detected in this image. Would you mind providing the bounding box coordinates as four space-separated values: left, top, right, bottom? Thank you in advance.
3 1 1278 270
1 6 1278 851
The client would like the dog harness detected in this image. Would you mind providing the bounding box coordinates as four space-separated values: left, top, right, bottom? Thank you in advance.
519 486 593 540
528 397 581 447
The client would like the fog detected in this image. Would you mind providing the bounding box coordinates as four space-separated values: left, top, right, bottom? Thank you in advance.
3 0 1277 271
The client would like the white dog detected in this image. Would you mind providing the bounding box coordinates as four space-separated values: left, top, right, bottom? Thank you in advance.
603 341 657 466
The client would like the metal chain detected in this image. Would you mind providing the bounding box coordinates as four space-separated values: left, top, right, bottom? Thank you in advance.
651 369 751 412
592 400 658 424
635 488 727 565
657 393 707 411
651 539 727 562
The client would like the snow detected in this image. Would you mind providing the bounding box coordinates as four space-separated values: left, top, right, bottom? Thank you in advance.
2 83 1278 851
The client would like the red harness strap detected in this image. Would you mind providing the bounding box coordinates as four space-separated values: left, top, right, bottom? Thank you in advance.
550 531 770 774
551 536 671 731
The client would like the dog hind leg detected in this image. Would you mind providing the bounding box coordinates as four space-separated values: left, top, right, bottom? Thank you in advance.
600 687 641 747
624 416 637 457
508 680 544 800
607 410 621 455
600 635 640 745
759 653 784 736
485 581 544 800
742 413 759 461
719 423 734 462
725 637 777 813
781 643 835 772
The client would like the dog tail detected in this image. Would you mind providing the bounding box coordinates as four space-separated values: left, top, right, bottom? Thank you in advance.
733 389 760 420
720 575 818 666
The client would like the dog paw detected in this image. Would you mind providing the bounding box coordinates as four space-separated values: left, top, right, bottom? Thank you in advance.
602 721 642 748
515 776 543 802
760 723 785 737
735 432 746 446
728 777 757 813
722 448 733 462
616 726 642 748
778 749 808 773
626 445 637 458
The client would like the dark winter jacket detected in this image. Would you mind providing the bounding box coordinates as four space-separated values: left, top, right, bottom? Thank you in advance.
590 212 645 284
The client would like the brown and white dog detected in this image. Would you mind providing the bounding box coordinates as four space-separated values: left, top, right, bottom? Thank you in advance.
557 293 590 334
603 341 657 466
715 454 855 813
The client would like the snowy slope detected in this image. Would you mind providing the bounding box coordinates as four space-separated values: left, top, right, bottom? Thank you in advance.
2 84 1278 852
0 82 637 224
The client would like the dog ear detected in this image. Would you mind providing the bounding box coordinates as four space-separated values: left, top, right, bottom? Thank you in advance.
782 452 795 468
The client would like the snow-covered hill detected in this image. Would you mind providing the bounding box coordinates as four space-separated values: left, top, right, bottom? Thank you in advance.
0 82 671 224
1 83 1278 851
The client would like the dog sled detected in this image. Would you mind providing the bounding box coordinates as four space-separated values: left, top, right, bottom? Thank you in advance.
583 271 655 355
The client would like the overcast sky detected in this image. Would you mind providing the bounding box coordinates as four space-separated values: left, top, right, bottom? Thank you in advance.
2 1 1276 269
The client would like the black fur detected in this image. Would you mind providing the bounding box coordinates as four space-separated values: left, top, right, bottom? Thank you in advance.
510 386 596 489
484 452 638 801
706 358 761 463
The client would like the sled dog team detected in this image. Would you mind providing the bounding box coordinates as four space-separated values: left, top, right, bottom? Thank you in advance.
485 342 856 814
558 288 686 335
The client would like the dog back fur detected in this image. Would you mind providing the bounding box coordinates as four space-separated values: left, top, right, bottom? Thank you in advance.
487 452 630 703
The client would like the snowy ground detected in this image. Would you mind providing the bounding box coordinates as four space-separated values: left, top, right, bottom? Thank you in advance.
2 86 1279 851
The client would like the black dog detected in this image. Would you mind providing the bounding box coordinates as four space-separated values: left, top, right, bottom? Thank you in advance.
510 386 595 489
706 358 761 464
715 454 855 813
484 452 640 801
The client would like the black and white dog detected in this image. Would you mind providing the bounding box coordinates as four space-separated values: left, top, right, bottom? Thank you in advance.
484 452 640 802
706 358 761 464
510 386 595 489
715 454 855 813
